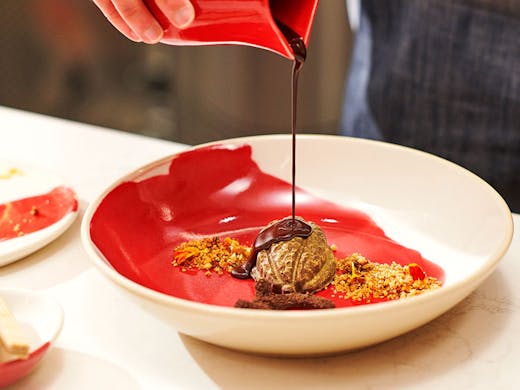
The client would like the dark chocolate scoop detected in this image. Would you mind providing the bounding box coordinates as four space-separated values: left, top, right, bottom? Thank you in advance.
231 218 312 279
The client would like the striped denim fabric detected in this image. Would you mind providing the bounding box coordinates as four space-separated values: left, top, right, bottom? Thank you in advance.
341 0 520 211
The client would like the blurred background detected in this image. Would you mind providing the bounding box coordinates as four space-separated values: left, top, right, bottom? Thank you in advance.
0 1 353 145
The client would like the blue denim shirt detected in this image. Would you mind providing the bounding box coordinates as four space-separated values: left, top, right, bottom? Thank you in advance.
341 0 520 211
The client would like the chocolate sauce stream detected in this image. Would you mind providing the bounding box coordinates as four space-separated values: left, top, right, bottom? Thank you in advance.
231 22 311 280
277 21 307 221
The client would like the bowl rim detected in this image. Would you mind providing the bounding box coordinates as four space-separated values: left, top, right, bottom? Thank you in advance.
80 134 514 320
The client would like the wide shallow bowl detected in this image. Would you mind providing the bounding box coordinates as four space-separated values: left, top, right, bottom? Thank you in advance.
81 135 513 356
0 288 64 387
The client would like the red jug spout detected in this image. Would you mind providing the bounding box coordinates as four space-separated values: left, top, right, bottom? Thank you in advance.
268 0 319 59
144 0 320 60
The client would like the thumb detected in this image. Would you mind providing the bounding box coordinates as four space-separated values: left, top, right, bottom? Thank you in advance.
155 0 195 29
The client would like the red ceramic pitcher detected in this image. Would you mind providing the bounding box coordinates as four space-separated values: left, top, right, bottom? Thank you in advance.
144 0 320 60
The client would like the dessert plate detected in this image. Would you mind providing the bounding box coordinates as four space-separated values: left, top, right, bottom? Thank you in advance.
0 161 78 266
0 288 64 387
81 135 513 355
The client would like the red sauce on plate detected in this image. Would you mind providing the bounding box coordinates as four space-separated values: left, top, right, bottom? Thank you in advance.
0 186 77 241
90 145 444 308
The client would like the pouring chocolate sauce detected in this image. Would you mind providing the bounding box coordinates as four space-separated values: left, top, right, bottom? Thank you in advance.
231 22 312 280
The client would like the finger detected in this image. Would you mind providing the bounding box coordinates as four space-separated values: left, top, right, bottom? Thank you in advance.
92 0 142 42
112 0 164 43
155 0 195 29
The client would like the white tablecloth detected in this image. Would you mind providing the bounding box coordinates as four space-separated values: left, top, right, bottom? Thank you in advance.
1 106 518 390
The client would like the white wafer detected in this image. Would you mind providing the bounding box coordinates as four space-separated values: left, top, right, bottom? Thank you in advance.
0 296 29 359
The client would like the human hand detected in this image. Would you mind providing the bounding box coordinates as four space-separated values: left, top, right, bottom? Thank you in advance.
92 0 195 43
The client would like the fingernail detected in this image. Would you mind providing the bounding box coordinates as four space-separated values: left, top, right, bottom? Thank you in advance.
144 24 163 43
173 5 195 28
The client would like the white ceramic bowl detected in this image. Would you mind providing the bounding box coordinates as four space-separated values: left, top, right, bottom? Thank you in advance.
81 135 513 356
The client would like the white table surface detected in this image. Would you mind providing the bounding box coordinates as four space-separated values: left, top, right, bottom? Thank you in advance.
1 106 518 390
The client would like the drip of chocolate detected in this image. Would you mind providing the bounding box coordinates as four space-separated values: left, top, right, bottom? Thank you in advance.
231 22 311 280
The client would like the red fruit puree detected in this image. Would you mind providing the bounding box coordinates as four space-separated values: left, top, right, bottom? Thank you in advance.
0 186 77 241
90 144 444 308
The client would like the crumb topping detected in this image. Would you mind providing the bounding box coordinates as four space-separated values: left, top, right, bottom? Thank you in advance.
172 237 251 275
332 253 441 302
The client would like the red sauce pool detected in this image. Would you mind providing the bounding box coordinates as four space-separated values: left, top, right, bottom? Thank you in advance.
90 144 444 308
0 186 77 241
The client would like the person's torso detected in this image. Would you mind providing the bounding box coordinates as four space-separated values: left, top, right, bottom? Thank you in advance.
343 0 520 210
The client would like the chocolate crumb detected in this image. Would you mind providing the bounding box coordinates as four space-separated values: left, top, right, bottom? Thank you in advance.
235 299 271 310
234 280 335 310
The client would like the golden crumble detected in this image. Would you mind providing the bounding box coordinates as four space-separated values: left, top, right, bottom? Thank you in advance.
332 253 441 302
172 237 251 275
